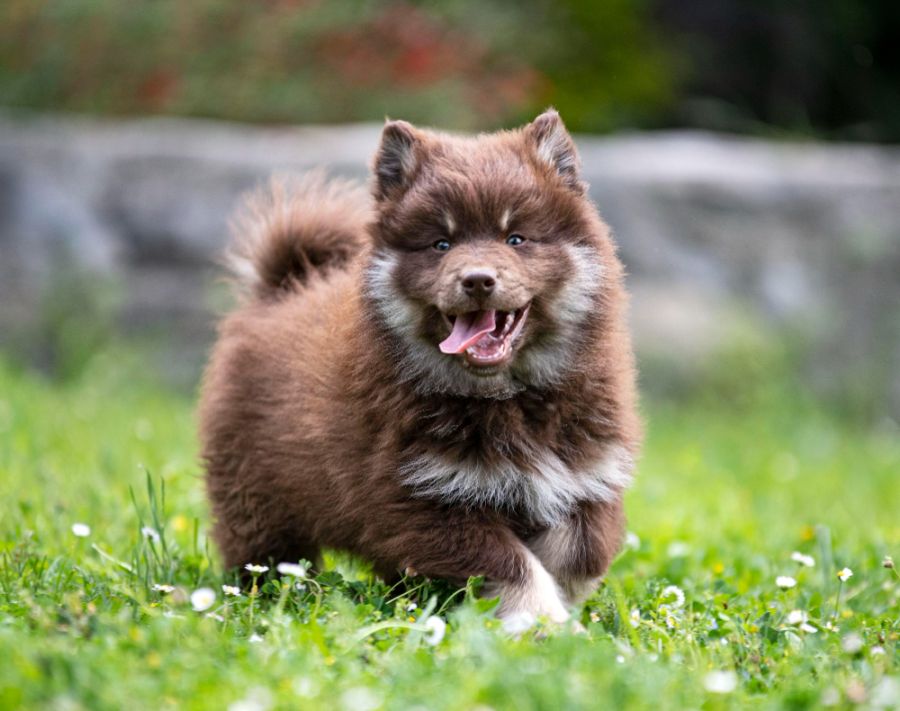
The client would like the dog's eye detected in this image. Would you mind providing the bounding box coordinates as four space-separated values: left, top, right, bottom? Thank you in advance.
506 234 526 246
433 239 451 252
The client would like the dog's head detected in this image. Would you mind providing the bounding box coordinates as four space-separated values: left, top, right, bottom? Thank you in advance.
366 110 613 398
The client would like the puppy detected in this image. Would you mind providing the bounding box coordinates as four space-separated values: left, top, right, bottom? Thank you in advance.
199 110 640 629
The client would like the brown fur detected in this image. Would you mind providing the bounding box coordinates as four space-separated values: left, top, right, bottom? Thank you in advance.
199 110 641 626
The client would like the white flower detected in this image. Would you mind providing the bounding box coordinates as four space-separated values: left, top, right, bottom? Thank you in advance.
837 567 853 582
406 602 418 612
667 541 691 558
661 585 686 608
883 555 895 569
222 585 242 597
787 610 808 625
820 688 841 707
791 552 815 567
659 605 678 629
228 687 272 711
703 670 738 694
190 587 216 611
423 616 446 645
206 612 225 622
141 526 161 543
339 688 380 711
625 532 641 550
800 623 817 634
841 633 864 654
629 608 641 628
248 633 263 643
276 562 306 578
152 583 175 594
871 645 885 656
616 655 625 663
71 523 91 538
776 576 797 589
244 564 269 574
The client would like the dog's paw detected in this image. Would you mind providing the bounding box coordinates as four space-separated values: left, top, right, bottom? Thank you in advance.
491 551 570 634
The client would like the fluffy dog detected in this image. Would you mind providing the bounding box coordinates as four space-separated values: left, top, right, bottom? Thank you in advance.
199 110 640 628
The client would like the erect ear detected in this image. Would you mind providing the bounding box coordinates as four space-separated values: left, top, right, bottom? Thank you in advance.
526 109 584 193
373 119 422 200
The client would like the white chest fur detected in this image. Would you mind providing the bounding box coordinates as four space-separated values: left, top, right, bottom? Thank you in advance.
399 445 632 526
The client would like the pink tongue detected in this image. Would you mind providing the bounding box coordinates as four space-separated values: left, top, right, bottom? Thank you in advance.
439 310 496 354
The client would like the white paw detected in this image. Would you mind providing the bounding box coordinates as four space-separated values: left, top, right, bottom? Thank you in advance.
490 550 570 632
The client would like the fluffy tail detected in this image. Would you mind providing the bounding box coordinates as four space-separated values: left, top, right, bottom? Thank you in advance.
227 172 371 299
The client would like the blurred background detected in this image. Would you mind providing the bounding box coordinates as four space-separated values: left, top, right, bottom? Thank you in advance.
1 0 899 420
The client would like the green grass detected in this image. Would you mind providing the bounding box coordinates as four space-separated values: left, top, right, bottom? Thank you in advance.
0 350 898 710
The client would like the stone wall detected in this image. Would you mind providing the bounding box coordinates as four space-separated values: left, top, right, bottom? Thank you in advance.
1 114 898 411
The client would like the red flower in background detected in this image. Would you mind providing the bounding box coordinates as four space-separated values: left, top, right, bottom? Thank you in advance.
314 2 538 119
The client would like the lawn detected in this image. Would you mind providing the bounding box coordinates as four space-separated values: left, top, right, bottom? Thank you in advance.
0 349 897 710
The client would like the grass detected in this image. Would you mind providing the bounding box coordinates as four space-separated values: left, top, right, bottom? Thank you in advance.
0 349 898 710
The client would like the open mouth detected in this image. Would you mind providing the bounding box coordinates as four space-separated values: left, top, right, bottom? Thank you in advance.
438 305 530 367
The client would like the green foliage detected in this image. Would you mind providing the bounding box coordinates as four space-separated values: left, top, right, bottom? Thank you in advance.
0 350 897 708
0 0 672 131
3 0 898 138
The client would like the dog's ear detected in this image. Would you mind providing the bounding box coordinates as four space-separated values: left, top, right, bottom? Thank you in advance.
373 119 422 200
526 109 584 193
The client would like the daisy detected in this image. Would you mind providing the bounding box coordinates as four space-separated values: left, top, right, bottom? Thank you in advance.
423 616 446 645
776 576 797 589
190 587 216 612
791 552 815 567
152 583 175 594
71 523 91 538
703 671 738 694
836 567 853 582
276 562 305 578
629 608 640 628
883 555 894 569
244 564 269 575
841 633 863 654
786 610 807 625
661 585 686 608
141 526 161 543
222 585 242 597
659 605 678 629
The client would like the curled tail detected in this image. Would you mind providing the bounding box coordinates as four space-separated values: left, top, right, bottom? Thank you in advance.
228 172 371 299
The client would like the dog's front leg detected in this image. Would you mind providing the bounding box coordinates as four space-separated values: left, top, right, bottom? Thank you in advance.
367 504 569 631
527 497 625 606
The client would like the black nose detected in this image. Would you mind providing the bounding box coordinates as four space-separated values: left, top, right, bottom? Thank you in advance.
462 269 497 298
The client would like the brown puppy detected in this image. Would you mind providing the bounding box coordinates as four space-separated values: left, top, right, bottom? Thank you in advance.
199 110 640 630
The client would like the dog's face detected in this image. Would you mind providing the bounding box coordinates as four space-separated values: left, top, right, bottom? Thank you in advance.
367 110 608 398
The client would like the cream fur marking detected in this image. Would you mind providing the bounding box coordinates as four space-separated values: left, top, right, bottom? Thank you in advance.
517 243 602 385
484 548 569 632
444 212 456 235
400 445 632 526
534 118 578 178
499 208 511 232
